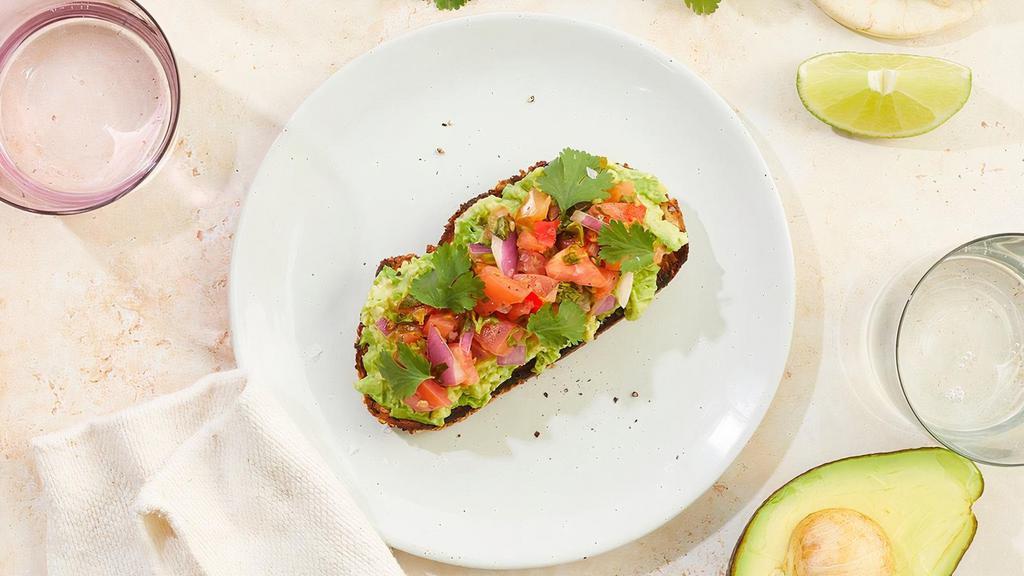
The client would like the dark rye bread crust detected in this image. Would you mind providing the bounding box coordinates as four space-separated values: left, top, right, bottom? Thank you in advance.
354 160 689 432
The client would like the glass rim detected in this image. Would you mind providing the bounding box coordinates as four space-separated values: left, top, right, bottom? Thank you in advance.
0 0 180 215
895 232 1024 467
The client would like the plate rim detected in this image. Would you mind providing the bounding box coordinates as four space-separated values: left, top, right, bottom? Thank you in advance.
228 12 796 569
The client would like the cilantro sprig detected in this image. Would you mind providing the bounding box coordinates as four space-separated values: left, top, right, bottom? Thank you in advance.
684 0 721 14
536 148 614 212
598 220 658 272
527 300 587 349
377 342 433 398
434 0 470 9
434 0 719 14
410 243 484 313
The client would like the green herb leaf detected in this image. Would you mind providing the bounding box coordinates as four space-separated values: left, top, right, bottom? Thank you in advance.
410 243 484 312
684 0 721 15
537 148 614 212
434 0 470 9
598 220 658 272
527 300 587 349
376 342 433 399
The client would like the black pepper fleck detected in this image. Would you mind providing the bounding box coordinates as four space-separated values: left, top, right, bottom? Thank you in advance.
534 431 540 438
527 95 535 103
613 397 619 403
543 392 548 398
631 391 639 398
436 147 445 155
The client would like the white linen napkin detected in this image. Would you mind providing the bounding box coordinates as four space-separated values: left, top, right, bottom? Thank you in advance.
32 370 405 576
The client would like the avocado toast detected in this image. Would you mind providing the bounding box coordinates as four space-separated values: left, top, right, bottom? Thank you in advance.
354 149 689 431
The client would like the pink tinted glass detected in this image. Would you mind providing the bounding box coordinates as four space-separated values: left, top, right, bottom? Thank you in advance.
0 0 179 214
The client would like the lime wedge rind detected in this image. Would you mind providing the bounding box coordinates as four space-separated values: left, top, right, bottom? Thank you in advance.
797 52 972 139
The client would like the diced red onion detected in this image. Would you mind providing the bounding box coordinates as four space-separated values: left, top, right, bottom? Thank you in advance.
427 326 454 365
591 295 617 316
442 346 467 386
468 243 491 255
491 232 519 277
497 345 526 366
570 210 604 232
615 271 634 307
459 331 474 355
428 326 465 386
375 318 393 335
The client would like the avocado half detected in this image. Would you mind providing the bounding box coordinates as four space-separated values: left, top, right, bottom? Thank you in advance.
729 447 983 576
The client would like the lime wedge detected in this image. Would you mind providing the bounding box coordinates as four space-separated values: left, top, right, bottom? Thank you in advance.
797 52 972 138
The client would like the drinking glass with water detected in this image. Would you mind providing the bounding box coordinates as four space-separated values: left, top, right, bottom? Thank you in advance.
898 234 1024 465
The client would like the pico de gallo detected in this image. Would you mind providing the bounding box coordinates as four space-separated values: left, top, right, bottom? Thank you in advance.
356 149 688 426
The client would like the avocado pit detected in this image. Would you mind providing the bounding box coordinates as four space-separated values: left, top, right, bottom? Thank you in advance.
785 508 894 576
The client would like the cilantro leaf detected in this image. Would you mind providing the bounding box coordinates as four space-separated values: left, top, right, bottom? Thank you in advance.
527 300 587 349
410 243 484 313
434 0 470 9
598 220 658 272
684 0 721 15
537 148 614 212
376 342 433 399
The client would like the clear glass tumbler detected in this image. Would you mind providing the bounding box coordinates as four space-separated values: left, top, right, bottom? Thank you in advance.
898 234 1024 465
0 0 179 214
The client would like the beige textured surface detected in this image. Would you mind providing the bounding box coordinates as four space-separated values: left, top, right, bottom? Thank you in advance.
2 1 1022 574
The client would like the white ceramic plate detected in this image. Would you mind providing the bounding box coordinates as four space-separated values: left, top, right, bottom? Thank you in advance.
230 14 794 569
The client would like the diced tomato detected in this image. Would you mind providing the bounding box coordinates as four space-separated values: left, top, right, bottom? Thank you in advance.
591 202 646 224
448 344 479 387
393 324 423 344
503 292 544 320
423 312 459 340
592 268 619 302
606 180 636 203
479 265 531 305
515 188 552 225
474 298 510 316
475 318 521 356
532 220 558 248
545 245 611 288
404 394 429 412
415 379 451 409
504 300 535 321
516 229 549 253
524 292 544 312
517 250 547 274
513 274 559 302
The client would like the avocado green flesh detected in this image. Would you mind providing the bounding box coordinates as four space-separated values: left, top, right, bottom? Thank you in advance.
731 448 983 576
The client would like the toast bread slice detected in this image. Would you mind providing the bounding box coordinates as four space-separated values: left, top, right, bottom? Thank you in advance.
354 160 688 432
